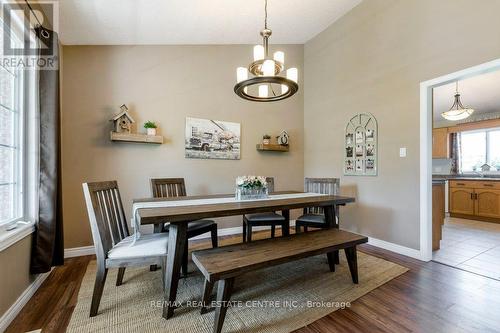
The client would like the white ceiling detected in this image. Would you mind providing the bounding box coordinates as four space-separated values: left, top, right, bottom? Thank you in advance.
433 69 500 122
59 0 361 45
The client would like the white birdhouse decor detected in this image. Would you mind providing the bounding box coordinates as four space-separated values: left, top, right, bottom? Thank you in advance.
277 130 289 146
111 104 135 134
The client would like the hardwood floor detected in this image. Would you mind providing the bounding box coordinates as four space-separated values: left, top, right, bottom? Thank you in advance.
7 229 500 333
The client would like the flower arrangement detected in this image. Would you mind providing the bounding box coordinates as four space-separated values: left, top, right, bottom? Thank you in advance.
262 134 271 145
235 176 268 200
236 176 267 189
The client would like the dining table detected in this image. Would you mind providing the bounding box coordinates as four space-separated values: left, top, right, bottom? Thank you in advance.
133 191 356 319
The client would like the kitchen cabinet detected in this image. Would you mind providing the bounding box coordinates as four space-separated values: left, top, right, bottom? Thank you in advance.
475 189 500 219
449 187 474 215
449 179 500 223
432 128 449 159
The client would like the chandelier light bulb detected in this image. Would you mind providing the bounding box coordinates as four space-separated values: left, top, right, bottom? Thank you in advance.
273 51 284 65
236 67 248 83
253 45 265 61
286 68 298 83
262 59 275 76
259 85 268 97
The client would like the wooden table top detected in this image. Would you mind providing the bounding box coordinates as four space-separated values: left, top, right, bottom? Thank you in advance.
134 191 355 224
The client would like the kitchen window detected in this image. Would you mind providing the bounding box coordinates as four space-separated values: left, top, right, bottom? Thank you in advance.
460 128 500 172
0 16 25 226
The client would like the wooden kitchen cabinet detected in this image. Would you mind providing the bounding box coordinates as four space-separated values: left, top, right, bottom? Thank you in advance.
475 189 500 219
432 128 449 159
449 180 500 223
449 187 475 215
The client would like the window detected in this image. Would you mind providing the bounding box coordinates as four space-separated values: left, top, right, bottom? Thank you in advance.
460 128 500 172
0 18 24 225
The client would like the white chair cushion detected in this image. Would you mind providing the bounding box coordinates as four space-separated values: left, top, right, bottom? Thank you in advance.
107 233 168 260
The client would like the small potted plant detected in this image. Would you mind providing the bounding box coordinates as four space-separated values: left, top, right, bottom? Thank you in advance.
144 121 158 136
262 134 271 145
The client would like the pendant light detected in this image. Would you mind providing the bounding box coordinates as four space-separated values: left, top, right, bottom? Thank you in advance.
441 81 474 121
234 0 299 102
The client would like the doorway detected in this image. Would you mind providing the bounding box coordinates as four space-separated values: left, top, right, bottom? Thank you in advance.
420 59 500 280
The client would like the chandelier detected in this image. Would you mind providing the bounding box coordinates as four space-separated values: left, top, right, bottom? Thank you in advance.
441 81 474 121
234 0 299 102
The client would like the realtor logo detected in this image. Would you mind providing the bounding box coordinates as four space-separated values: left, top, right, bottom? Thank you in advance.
1 1 59 69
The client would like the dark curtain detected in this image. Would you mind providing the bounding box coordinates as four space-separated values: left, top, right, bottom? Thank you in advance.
30 27 64 274
450 132 461 174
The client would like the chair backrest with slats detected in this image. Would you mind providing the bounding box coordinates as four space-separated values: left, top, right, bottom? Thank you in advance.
82 181 130 261
304 178 340 214
265 177 275 193
151 178 187 198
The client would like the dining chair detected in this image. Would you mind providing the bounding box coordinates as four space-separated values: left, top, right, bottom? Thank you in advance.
242 177 286 242
82 181 169 317
150 178 218 276
295 178 341 232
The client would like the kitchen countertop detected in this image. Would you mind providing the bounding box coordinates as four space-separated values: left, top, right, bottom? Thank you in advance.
432 175 500 181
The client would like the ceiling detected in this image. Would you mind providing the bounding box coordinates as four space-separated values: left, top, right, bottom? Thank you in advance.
433 69 500 122
58 0 361 45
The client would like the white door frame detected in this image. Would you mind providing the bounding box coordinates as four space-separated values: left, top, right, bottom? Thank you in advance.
419 58 500 261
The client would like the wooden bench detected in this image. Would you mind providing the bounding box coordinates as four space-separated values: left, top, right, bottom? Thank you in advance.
192 229 368 333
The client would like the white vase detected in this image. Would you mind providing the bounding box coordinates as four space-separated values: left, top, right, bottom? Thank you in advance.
147 128 157 136
263 139 270 145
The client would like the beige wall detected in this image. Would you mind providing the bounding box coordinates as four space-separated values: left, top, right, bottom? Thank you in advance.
0 235 35 316
62 45 304 248
304 0 500 249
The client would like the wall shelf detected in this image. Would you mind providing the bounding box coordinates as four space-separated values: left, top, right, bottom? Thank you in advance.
110 132 163 144
256 144 289 152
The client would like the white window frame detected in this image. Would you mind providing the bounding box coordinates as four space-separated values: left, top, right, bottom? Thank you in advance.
0 2 37 232
0 36 25 227
459 127 500 173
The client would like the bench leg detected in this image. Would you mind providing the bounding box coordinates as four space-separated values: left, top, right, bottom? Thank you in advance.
344 246 359 284
214 277 234 333
271 225 276 238
334 250 340 265
200 279 215 314
326 252 336 272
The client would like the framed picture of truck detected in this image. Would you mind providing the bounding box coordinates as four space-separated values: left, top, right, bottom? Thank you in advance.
185 117 241 160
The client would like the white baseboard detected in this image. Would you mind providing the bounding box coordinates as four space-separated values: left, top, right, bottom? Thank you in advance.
64 245 95 258
368 237 423 260
0 270 51 332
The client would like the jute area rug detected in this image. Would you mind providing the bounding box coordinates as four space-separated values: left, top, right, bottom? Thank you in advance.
67 249 407 333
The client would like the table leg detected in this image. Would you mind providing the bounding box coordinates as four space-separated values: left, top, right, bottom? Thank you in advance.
324 205 335 228
163 222 187 319
324 205 340 264
282 209 290 236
